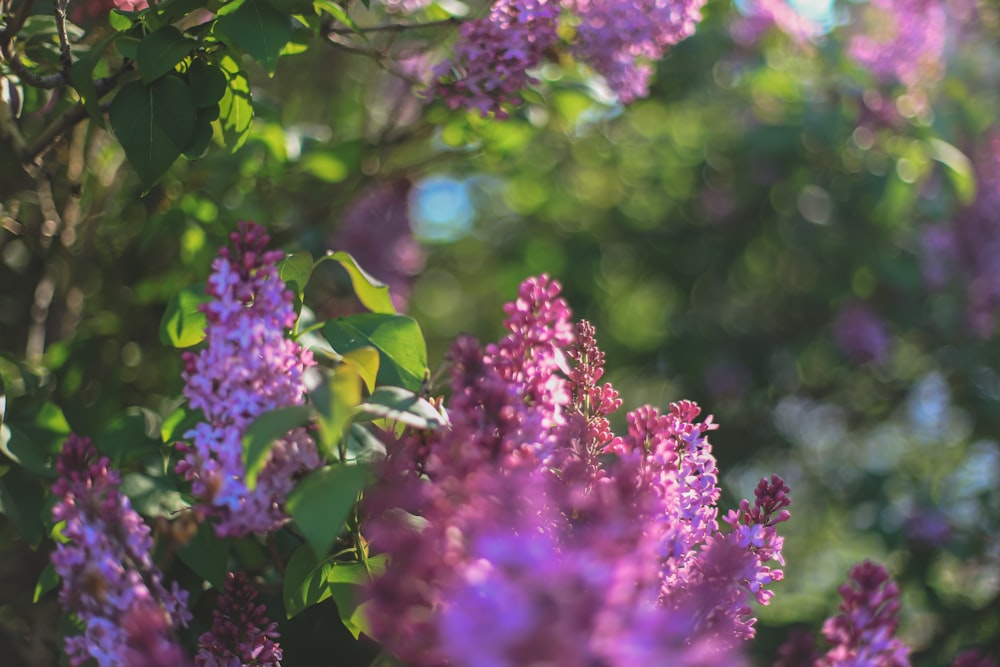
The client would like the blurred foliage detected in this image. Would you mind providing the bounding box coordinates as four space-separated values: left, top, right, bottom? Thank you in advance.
2 0 1000 663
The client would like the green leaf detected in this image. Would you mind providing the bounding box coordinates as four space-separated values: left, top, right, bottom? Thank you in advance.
214 52 253 152
310 367 362 458
341 347 379 394
345 423 386 463
33 563 60 603
183 106 218 159
69 33 117 128
329 585 374 639
121 471 186 517
928 138 976 206
116 35 140 60
356 386 446 430
0 467 46 546
314 0 365 35
177 521 232 589
328 251 396 314
161 404 202 443
110 76 196 189
108 9 134 31
0 400 71 477
322 314 427 392
278 251 314 301
214 0 292 74
282 544 332 618
160 284 210 347
137 26 197 84
96 408 161 466
286 464 369 558
185 60 228 108
242 404 314 489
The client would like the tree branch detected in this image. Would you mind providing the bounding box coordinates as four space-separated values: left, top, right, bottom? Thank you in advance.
1 39 65 88
23 63 130 162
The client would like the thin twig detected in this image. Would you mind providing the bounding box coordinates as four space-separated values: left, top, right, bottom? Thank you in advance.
0 0 36 46
323 17 460 35
53 0 72 74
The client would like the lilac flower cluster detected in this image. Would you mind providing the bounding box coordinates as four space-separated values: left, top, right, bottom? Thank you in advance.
847 0 953 88
433 0 709 114
50 435 191 667
817 561 910 666
433 0 559 117
565 0 706 102
177 222 320 536
367 275 790 666
773 561 912 666
832 301 891 364
921 132 1000 338
196 572 282 667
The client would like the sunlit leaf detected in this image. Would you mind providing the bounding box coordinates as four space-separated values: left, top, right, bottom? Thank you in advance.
159 284 210 348
328 251 396 314
323 314 427 392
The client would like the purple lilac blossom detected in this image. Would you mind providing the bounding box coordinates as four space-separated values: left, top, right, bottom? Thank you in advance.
368 275 789 666
565 0 706 102
433 0 559 117
176 222 320 537
196 572 282 667
773 627 821 667
50 435 191 667
817 560 911 667
920 132 1000 338
832 301 890 364
952 650 998 667
329 178 425 312
846 0 965 88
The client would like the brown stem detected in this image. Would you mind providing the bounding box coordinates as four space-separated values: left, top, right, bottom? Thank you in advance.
53 0 72 74
0 0 37 46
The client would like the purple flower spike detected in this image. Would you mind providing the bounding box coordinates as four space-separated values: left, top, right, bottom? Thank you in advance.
818 561 910 667
177 222 320 536
51 435 190 667
566 0 706 102
196 572 283 667
433 0 559 117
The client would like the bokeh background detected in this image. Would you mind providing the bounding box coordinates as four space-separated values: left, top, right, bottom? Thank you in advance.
2 0 999 663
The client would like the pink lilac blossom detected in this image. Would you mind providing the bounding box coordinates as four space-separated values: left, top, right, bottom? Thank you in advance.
817 561 911 667
565 0 706 102
176 222 320 536
368 275 789 666
729 0 821 47
196 572 282 667
832 301 890 364
847 0 949 87
433 0 559 117
329 178 425 312
50 435 191 667
920 132 1000 338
